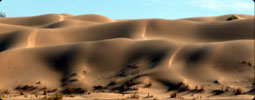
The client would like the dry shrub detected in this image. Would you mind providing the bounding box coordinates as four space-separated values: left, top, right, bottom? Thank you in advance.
15 85 37 91
212 86 227 95
135 72 143 78
145 82 152 88
120 80 140 92
235 88 243 95
108 80 117 86
45 94 63 100
153 98 158 100
69 73 77 77
64 85 74 94
197 85 205 93
62 85 87 94
69 94 75 97
0 93 6 99
48 88 58 93
127 80 140 87
146 93 153 98
194 86 198 91
241 61 253 67
192 85 205 93
55 94 63 100
130 92 139 99
122 85 129 91
127 63 139 69
177 82 190 92
3 90 9 94
19 91 24 95
69 79 78 83
130 87 139 91
43 89 48 95
35 92 38 98
225 86 230 92
35 81 41 84
170 92 177 98
24 94 28 98
212 89 224 95
93 85 105 90
214 80 220 84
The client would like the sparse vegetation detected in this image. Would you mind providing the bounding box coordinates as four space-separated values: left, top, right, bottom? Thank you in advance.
69 73 77 77
0 93 6 99
194 86 198 91
198 86 205 92
212 89 224 95
62 85 74 94
226 15 238 21
0 13 252 100
93 85 106 91
118 78 141 92
177 82 190 92
167 82 190 92
144 81 152 88
192 85 205 93
121 85 128 91
127 79 140 87
3 90 9 94
19 91 24 95
62 85 87 94
170 92 177 98
214 80 220 84
34 92 38 98
69 79 78 82
48 88 58 93
146 93 153 98
108 79 117 86
130 87 139 91
130 92 139 99
35 81 41 84
127 63 139 69
241 61 252 67
24 94 28 98
43 89 48 95
235 88 243 95
225 86 230 92
15 85 37 91
45 94 63 100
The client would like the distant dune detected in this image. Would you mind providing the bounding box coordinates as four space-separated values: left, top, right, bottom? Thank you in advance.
0 14 254 99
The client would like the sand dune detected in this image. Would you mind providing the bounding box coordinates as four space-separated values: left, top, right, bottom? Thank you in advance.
181 14 253 22
67 14 113 23
0 14 254 99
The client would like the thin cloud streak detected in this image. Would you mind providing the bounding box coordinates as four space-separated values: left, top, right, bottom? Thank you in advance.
188 0 253 11
140 0 175 7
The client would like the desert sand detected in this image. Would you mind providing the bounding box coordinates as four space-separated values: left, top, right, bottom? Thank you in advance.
0 14 254 100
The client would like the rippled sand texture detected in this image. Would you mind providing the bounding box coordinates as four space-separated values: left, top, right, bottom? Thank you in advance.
0 14 254 99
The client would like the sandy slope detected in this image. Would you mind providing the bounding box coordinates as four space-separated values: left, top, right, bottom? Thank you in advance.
0 14 254 99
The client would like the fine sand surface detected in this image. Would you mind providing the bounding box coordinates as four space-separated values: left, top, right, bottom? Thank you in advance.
0 14 254 100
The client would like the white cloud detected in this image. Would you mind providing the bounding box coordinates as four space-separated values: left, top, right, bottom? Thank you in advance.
188 0 253 11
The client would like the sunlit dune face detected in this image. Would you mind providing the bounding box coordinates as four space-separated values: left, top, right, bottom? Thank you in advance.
0 14 254 99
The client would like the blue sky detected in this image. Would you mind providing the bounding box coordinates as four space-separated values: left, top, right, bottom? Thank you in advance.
0 0 253 19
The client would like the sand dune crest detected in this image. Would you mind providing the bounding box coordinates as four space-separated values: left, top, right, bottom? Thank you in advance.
0 14 254 99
